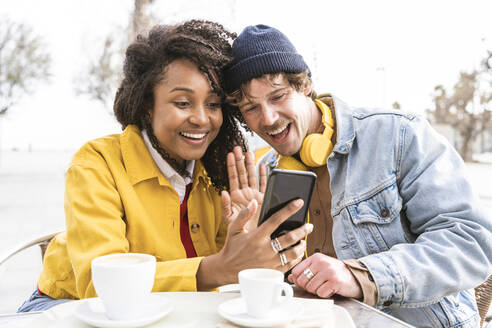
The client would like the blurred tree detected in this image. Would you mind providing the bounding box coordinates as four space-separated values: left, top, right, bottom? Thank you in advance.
392 101 401 110
486 51 492 70
73 34 122 107
0 17 51 116
130 0 155 41
74 0 155 109
427 53 492 162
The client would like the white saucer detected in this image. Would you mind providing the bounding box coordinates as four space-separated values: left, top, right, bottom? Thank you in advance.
218 297 303 328
74 294 173 328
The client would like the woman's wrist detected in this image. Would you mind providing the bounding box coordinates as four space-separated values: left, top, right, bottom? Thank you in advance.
196 251 232 290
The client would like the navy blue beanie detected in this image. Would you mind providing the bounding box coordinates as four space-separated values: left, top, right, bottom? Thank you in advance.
224 24 310 93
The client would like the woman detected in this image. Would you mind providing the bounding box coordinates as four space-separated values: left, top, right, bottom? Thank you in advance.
18 20 310 312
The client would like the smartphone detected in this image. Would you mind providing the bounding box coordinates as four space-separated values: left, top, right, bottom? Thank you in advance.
257 169 317 239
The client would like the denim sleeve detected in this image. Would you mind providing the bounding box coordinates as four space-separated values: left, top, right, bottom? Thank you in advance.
360 115 492 307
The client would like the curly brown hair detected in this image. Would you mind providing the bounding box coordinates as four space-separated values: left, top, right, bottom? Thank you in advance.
113 20 247 190
225 71 316 131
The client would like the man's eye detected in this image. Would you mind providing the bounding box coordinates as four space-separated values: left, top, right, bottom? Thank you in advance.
173 101 190 108
272 93 286 101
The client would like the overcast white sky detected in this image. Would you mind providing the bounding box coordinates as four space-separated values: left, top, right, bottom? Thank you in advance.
1 0 491 150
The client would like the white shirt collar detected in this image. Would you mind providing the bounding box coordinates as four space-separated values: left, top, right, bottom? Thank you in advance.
142 130 194 202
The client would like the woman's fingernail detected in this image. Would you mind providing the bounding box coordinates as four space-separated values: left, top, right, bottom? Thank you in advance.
306 223 314 232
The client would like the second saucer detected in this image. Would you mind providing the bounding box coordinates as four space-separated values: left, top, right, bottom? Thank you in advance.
217 297 303 328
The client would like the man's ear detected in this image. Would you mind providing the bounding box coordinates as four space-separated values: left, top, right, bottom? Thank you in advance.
303 80 313 97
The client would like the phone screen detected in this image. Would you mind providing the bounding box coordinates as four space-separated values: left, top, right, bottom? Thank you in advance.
258 169 317 238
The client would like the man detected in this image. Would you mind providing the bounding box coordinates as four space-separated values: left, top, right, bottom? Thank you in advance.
224 24 492 327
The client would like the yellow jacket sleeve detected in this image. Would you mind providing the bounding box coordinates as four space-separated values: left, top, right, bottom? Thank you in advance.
64 163 128 298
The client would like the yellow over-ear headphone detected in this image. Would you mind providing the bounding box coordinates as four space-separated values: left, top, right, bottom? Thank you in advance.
276 97 335 170
299 98 335 167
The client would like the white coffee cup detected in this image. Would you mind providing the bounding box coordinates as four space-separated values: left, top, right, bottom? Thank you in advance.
238 268 293 318
91 253 156 320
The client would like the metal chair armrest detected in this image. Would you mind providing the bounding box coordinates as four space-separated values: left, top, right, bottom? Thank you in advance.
0 232 60 266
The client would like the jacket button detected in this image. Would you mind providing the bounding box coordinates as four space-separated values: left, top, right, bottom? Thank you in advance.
191 224 200 233
380 208 389 218
314 248 321 253
313 209 321 216
383 300 392 307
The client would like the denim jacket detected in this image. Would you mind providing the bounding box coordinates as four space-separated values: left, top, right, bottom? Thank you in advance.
257 96 492 327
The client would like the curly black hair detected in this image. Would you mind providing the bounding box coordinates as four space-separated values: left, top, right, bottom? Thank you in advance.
113 20 247 190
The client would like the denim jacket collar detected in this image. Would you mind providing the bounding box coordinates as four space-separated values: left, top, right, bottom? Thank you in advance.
330 96 355 155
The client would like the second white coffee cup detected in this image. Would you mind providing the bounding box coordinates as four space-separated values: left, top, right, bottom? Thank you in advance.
91 253 156 320
238 268 293 318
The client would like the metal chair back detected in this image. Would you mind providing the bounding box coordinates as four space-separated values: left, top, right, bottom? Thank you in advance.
476 275 492 327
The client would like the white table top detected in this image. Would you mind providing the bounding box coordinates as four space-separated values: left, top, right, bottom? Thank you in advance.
4 292 350 328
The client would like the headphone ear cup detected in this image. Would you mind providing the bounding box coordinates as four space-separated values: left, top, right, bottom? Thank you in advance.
300 133 333 167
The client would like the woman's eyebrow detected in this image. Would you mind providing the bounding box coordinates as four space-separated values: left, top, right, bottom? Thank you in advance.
169 87 218 95
170 87 194 93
